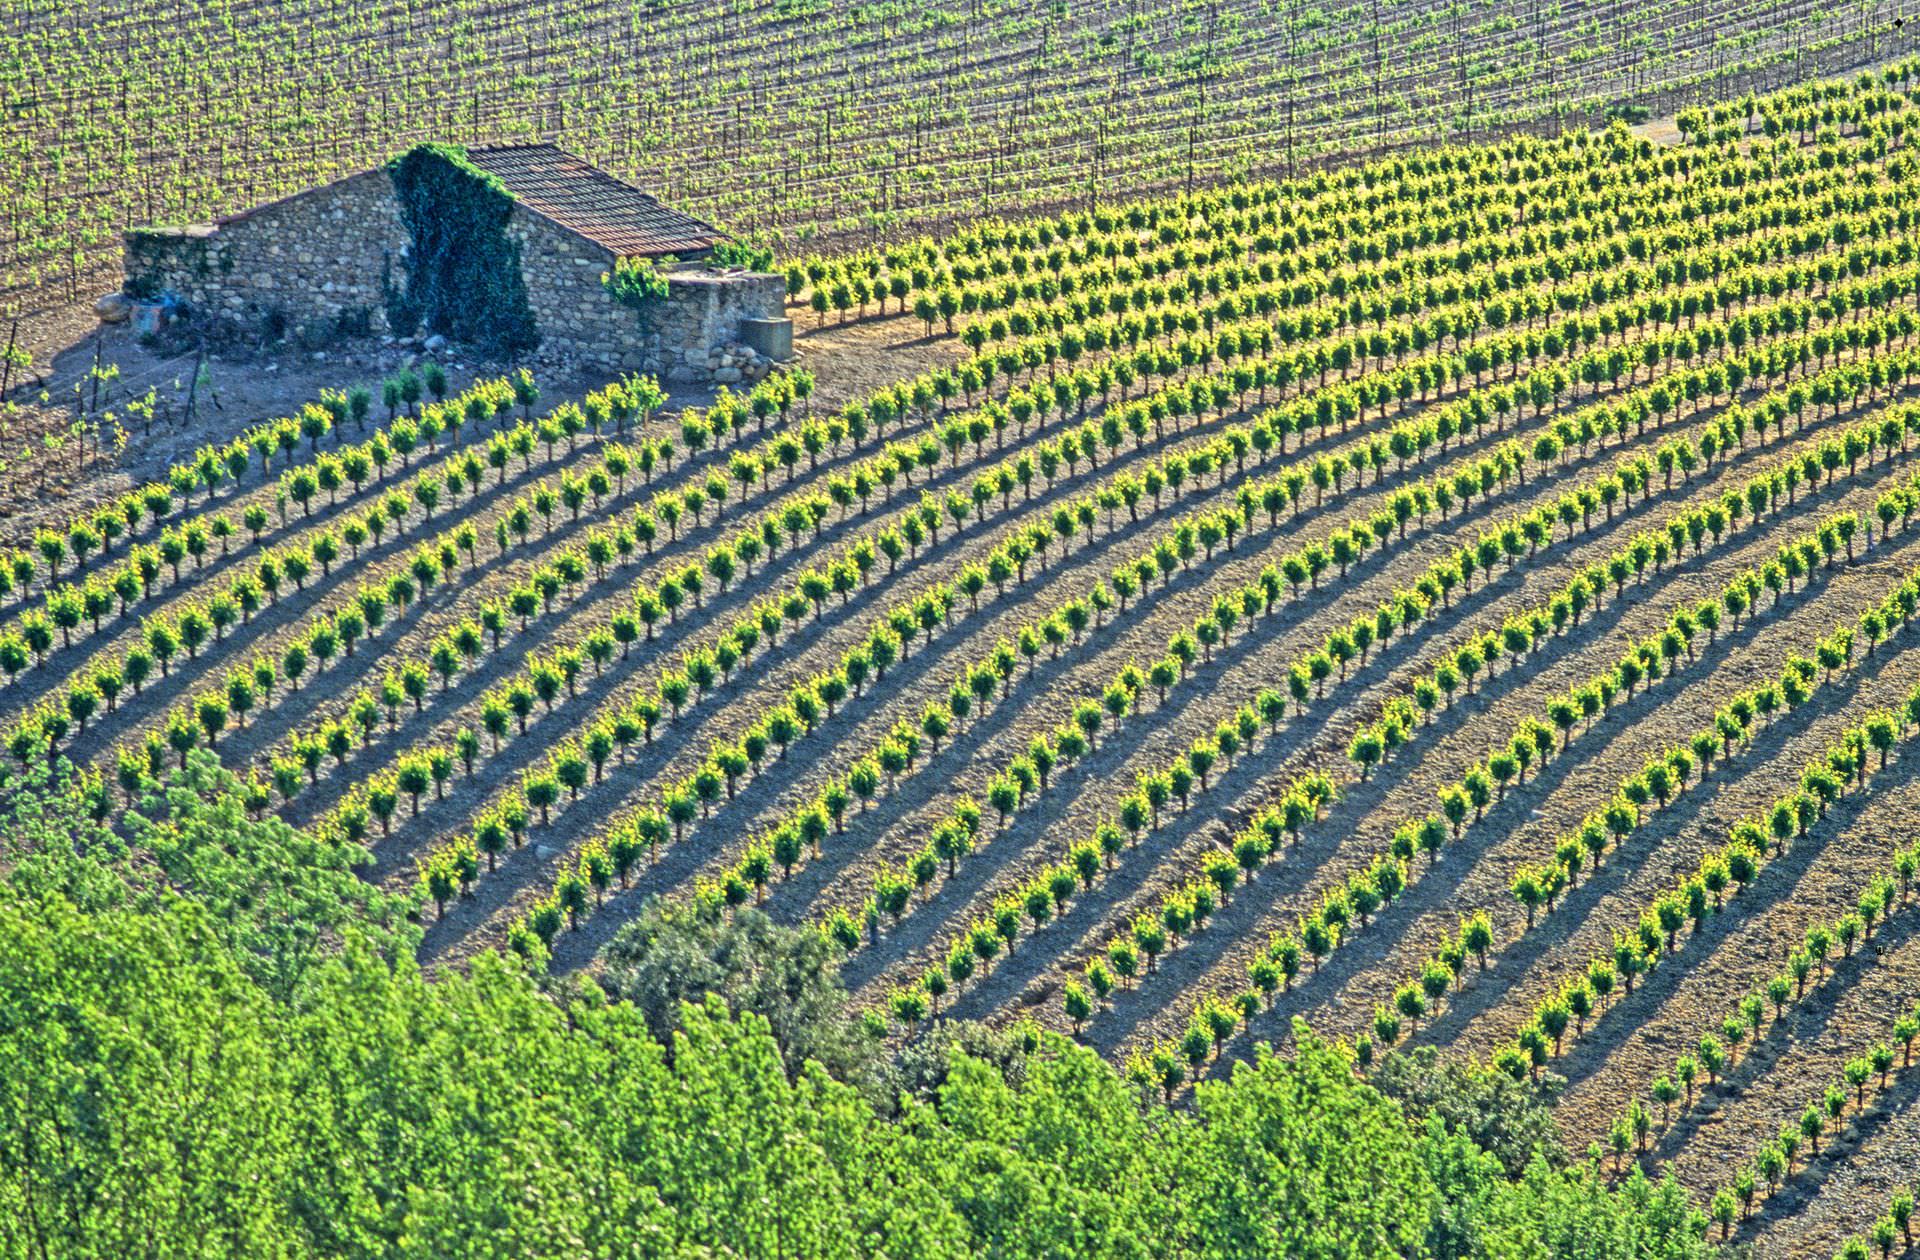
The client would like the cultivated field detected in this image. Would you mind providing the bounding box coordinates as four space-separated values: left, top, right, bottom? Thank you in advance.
9 63 1920 1257
0 0 1904 337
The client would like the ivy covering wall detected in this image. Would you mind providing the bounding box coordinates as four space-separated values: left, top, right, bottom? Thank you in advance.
385 143 539 353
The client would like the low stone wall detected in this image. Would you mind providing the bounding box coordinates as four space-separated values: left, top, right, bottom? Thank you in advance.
654 271 790 383
123 173 789 380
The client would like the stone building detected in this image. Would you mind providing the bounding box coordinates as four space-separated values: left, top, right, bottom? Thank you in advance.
123 144 790 383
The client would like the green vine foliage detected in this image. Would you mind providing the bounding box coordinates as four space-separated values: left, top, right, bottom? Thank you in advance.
603 255 670 307
385 143 539 354
712 239 775 271
602 255 670 330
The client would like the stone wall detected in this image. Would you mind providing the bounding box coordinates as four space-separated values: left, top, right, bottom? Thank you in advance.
505 208 634 369
653 271 790 384
123 172 790 380
123 170 405 345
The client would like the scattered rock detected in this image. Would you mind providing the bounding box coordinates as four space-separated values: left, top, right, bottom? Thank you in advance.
95 293 132 324
423 334 449 354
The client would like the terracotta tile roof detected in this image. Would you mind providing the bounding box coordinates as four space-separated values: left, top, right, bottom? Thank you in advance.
465 144 726 259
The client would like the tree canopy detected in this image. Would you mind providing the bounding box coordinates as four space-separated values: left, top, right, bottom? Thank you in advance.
0 755 1709 1259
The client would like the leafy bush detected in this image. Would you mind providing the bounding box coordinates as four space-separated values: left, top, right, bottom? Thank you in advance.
602 254 671 309
1366 1045 1566 1178
892 1017 1033 1106
713 238 777 271
598 895 880 1087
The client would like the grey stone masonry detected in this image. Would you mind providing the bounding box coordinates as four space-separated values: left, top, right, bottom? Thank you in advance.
124 170 406 345
510 210 629 365
653 271 791 383
123 164 789 382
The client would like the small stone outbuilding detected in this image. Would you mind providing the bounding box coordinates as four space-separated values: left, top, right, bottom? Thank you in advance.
122 143 789 382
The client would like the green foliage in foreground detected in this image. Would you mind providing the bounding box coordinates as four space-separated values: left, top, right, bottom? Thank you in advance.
0 755 1710 1259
